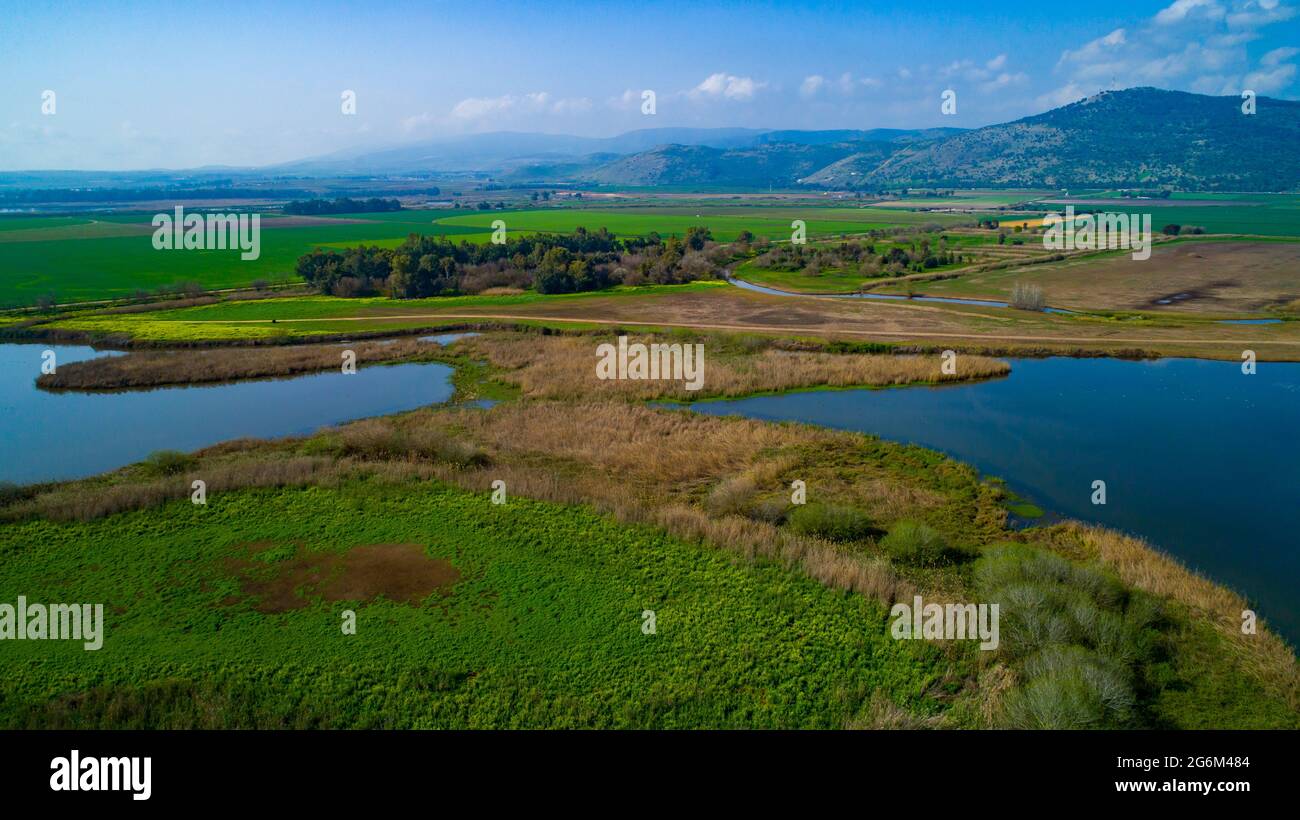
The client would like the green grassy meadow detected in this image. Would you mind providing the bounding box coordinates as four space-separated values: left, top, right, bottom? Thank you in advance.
0 480 945 729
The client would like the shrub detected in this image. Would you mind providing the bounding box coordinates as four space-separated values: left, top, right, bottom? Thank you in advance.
1002 645 1136 728
706 476 757 516
975 542 1125 610
788 503 875 543
300 435 343 457
141 450 197 476
973 543 1161 728
1010 281 1045 311
746 496 790 525
879 519 952 566
0 481 24 506
337 421 487 467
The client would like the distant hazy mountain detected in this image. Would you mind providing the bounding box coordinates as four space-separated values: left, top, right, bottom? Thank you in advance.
274 126 969 182
754 128 964 146
584 140 905 187
304 88 1300 191
848 88 1300 190
15 89 1295 192
275 128 770 174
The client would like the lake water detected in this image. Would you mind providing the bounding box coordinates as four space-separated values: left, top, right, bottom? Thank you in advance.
0 343 456 486
676 356 1300 645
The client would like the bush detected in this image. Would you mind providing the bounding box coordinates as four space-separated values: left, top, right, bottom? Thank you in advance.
706 476 757 516
0 481 24 506
975 543 1125 610
973 543 1161 728
879 519 952 566
787 503 875 543
1002 645 1136 728
746 496 790 525
1010 281 1045 311
338 421 487 467
299 435 343 457
141 450 197 476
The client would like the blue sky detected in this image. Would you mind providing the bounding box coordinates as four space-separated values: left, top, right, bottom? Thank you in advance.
1 0 1297 169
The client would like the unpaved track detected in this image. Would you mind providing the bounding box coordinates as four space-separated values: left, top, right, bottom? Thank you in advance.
169 311 1300 348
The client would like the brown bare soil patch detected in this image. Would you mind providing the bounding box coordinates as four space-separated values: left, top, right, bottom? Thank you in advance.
225 541 459 613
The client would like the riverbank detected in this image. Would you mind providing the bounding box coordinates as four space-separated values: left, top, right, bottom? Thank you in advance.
35 336 445 391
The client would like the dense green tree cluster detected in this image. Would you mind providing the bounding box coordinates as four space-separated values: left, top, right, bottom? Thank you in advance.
754 235 960 278
282 197 404 216
295 227 720 299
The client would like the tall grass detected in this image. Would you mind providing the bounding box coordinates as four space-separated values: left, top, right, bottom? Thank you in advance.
36 337 437 391
460 332 1010 401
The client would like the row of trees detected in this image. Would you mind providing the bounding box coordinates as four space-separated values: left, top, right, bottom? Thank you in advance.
295 227 722 299
282 197 404 215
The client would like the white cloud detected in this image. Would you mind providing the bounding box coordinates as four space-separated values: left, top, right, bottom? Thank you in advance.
1155 0 1224 25
987 54 1008 71
799 74 826 98
1245 61 1298 92
450 94 522 120
609 89 641 110
1261 45 1300 65
1058 29 1127 69
401 112 438 133
1226 0 1295 28
1049 1 1296 101
1036 82 1090 108
551 96 592 114
981 71 1029 93
447 91 588 121
689 72 765 101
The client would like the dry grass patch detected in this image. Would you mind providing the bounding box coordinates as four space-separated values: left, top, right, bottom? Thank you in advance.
3 457 337 522
37 337 437 391
461 332 1009 401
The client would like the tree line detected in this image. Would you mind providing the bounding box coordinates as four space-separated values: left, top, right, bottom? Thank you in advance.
295 226 724 299
282 197 405 216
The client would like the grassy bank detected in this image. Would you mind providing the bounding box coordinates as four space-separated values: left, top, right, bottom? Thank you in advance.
35 336 451 391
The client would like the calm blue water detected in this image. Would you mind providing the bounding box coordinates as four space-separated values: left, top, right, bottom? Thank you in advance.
677 357 1300 644
0 343 455 485
419 332 481 344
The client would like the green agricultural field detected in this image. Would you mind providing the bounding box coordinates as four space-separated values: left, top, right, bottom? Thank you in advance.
868 191 1058 209
434 206 973 242
0 480 946 729
1021 193 1300 236
0 212 489 307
